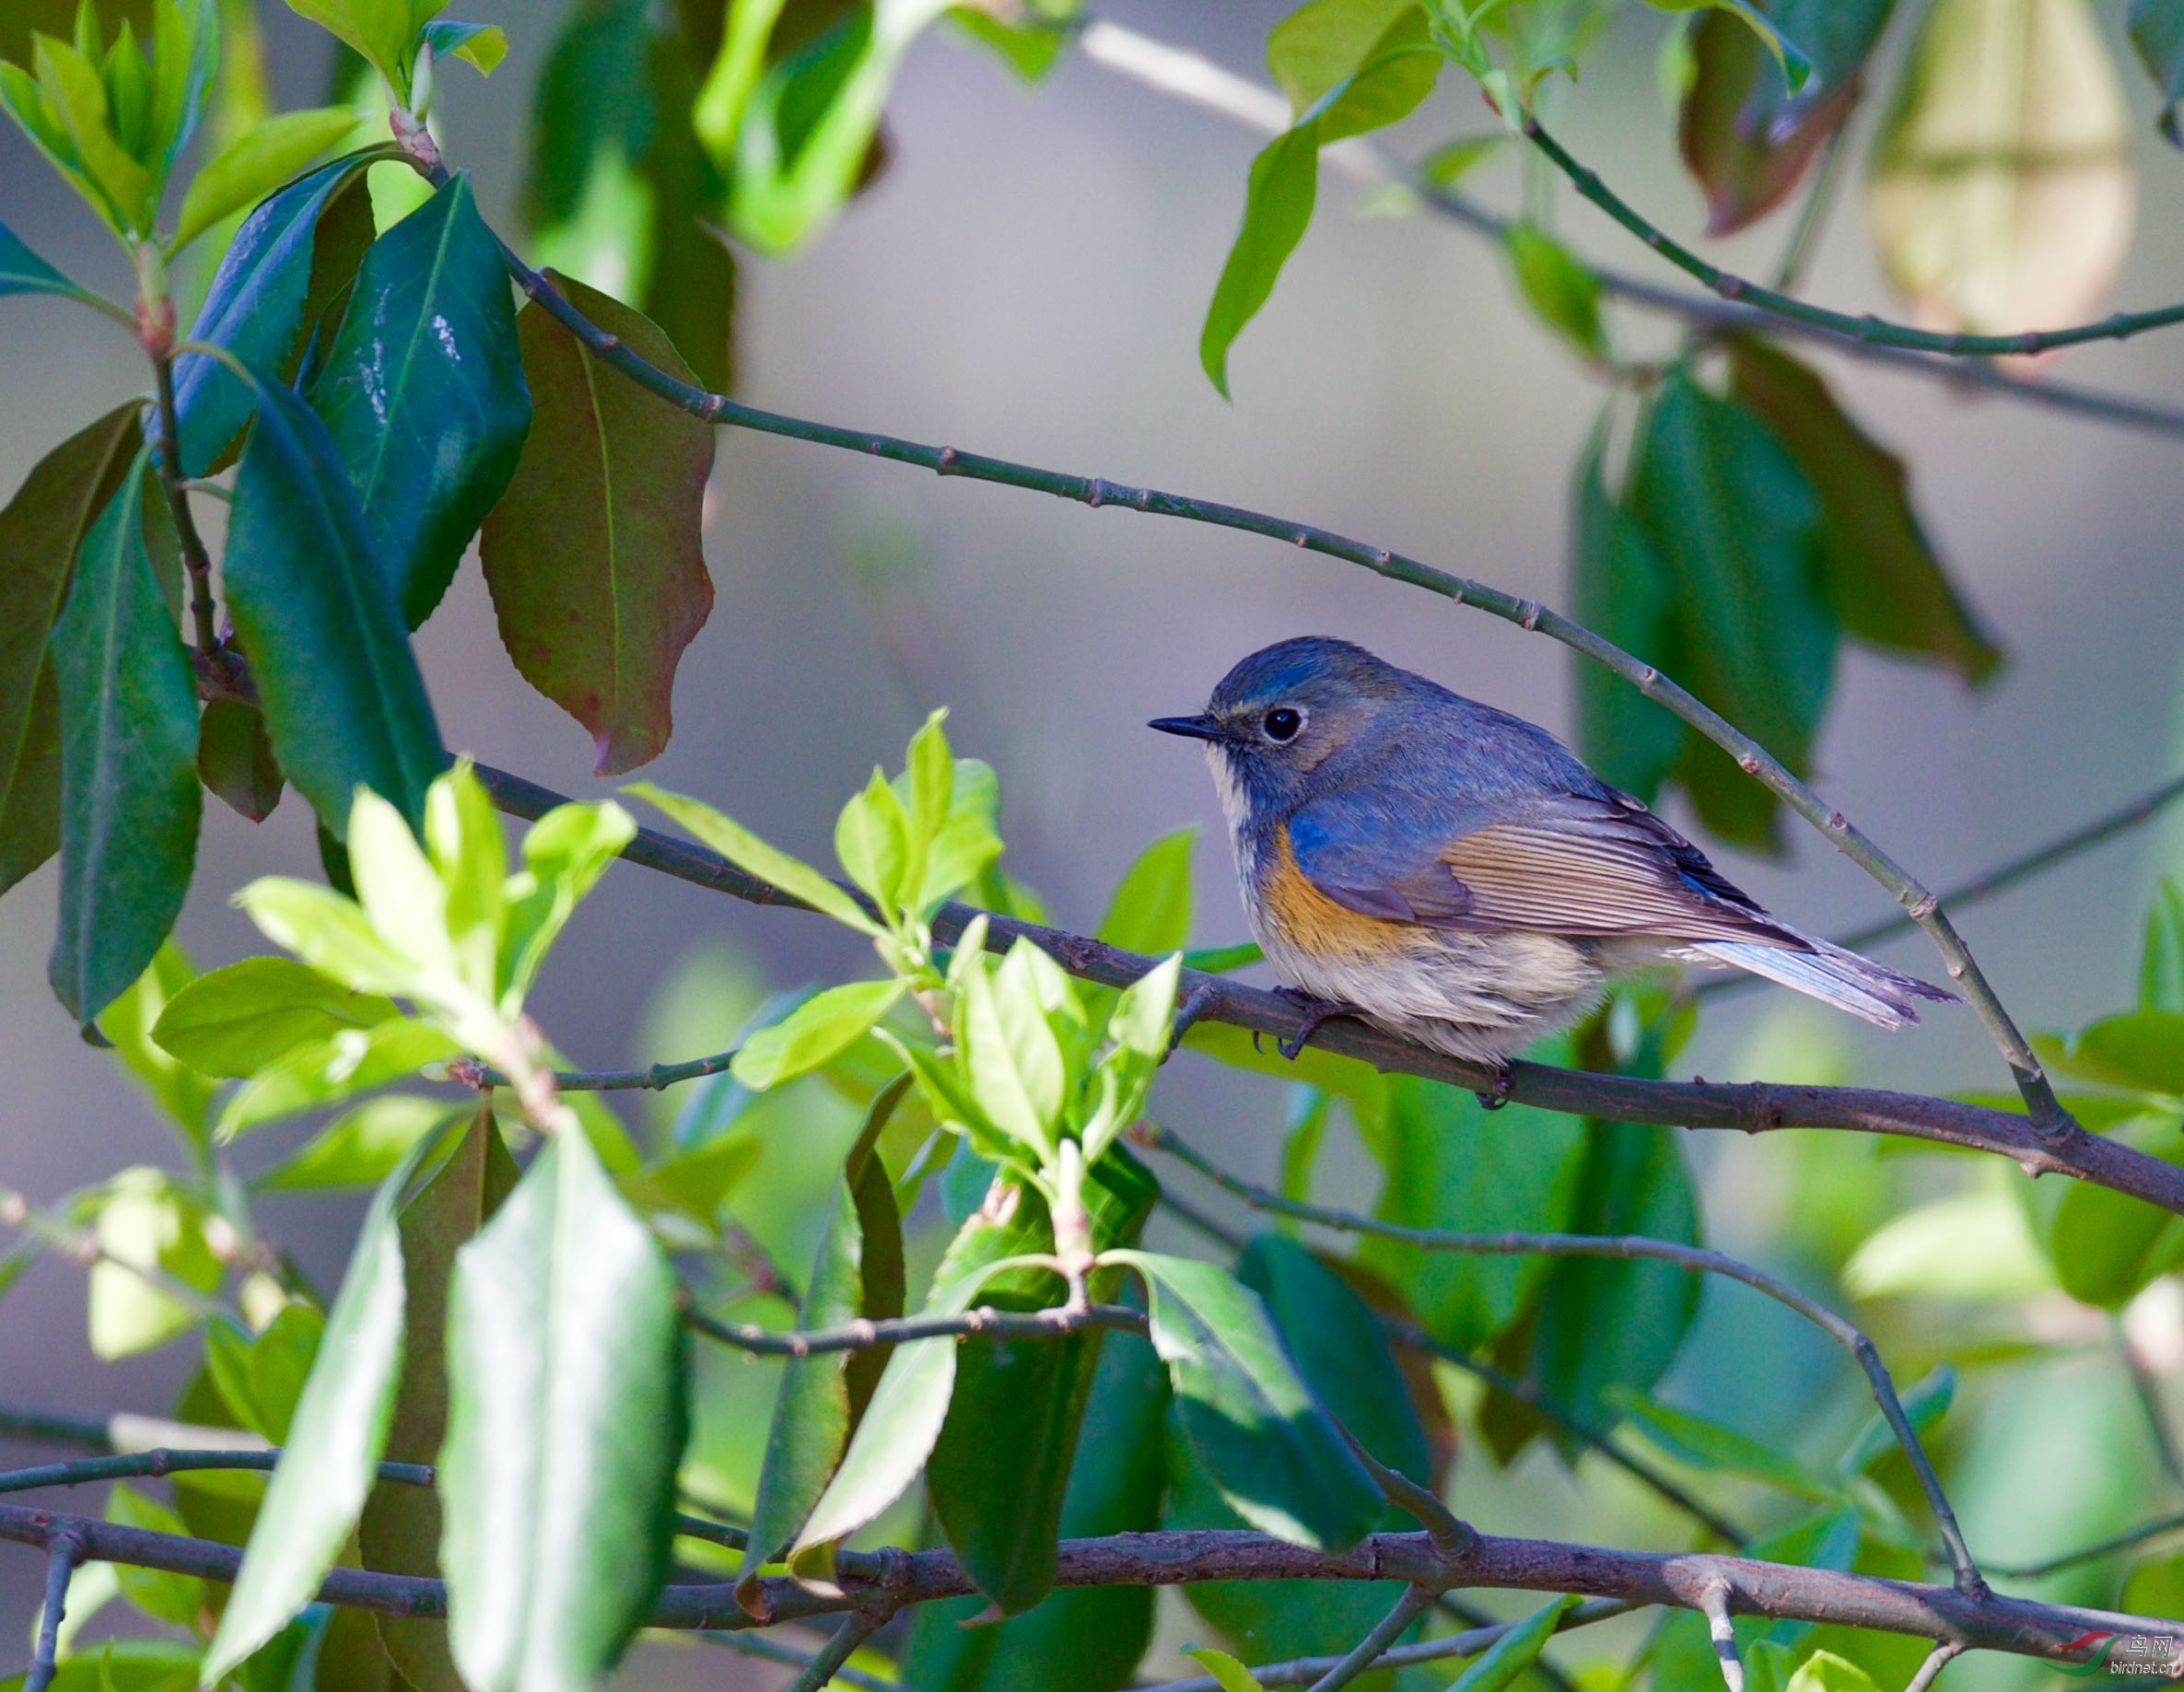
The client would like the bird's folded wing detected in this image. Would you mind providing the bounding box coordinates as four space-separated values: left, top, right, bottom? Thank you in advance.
1290 793 1801 946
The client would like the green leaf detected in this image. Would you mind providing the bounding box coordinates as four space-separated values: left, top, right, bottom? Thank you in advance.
1267 0 1408 112
171 103 356 247
359 1105 517 1692
2053 1009 2184 1096
835 768 910 914
1357 1074 1588 1352
906 755 1003 913
925 1155 1159 1615
1308 6 1439 145
1839 1363 1954 1477
88 1167 221 1359
243 1302 327 1441
1446 1593 1580 1690
1629 369 1833 852
1097 826 1195 954
2145 879 2184 1012
47 450 201 1027
154 955 398 1078
957 950 1064 1157
901 1322 1169 1691
1199 119 1319 399
731 977 907 1090
419 18 505 74
1181 1649 1267 1692
1504 220 1604 360
223 367 447 837
0 403 143 898
2042 1114 2184 1307
740 1079 907 1588
1608 1387 1836 1498
281 0 415 91
947 6 1070 82
235 876 424 999
497 796 637 1001
196 697 284 821
626 781 882 934
97 940 214 1143
34 35 154 234
1643 0 1811 90
259 1096 462 1192
215 1016 457 1140
307 173 531 628
2133 0 2184 142
440 1124 687 1692
1677 2 1886 235
199 1124 435 1681
1116 1250 1380 1549
1784 1653 1883 1692
1726 338 1998 684
171 150 379 475
108 1484 211 1628
479 271 713 776
0 216 104 305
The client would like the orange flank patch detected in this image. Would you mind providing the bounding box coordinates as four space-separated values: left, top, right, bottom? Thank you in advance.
1262 827 1409 962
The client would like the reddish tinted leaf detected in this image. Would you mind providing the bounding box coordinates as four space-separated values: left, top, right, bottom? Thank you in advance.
196 696 285 821
1678 6 1870 235
0 402 143 896
1728 339 2001 685
480 272 714 776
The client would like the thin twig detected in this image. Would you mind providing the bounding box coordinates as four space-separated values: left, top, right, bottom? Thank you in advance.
475 764 2184 1217
1699 769 2184 1001
23 1534 79 1692
1985 1509 2184 1580
1146 1125 1988 1598
2120 1320 2184 1494
1904 1639 1964 1692
1523 118 2184 360
417 152 2071 1137
448 1048 741 1093
0 1187 229 1321
1306 1584 1434 1692
1766 125 1851 297
1072 19 2184 440
683 1297 1145 1358
1700 1579 1746 1692
787 1608 893 1692
701 1629 905 1692
150 355 223 661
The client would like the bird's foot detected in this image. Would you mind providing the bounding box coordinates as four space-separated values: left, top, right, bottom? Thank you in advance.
1163 982 1218 1062
1271 987 1361 1060
1475 1060 1516 1111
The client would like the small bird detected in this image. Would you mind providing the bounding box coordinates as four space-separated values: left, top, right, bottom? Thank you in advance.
1150 637 1952 1076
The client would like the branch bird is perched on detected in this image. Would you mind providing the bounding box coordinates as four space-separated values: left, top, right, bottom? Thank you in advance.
1151 637 1952 1081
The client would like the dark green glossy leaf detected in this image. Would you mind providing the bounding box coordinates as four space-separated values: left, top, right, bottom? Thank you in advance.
2131 0 2184 143
171 150 379 474
1629 369 1833 852
196 696 284 821
1199 120 1319 399
926 1151 1158 1613
307 172 530 627
201 1126 442 1681
441 1125 687 1691
1728 338 1999 684
1119 1249 1381 1549
0 216 101 303
739 1078 908 1592
0 401 143 898
902 1324 1170 1692
361 1105 518 1692
223 369 446 836
1358 1073 1587 1351
1677 2 1889 234
1526 1121 1702 1450
47 451 201 1026
480 272 714 776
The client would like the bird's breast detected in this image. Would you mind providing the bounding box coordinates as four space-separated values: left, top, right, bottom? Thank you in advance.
1255 824 1410 963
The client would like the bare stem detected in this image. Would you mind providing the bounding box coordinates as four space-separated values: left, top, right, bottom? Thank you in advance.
683 1297 1144 1358
1904 1639 1965 1692
1305 1584 1434 1692
149 353 223 661
1701 1579 1746 1692
23 1534 79 1692
785 1608 892 1692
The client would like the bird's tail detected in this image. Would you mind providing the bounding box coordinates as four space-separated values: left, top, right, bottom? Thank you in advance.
1691 932 1956 1030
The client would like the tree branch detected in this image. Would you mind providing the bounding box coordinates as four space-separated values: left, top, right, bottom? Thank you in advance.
787 1608 893 1692
473 764 2184 1217
1145 1126 1985 1597
23 1533 78 1692
1984 1508 2184 1581
3 1500 2173 1668
1904 1639 1965 1692
1071 18 2184 440
702 1628 904 1692
1305 1584 1434 1692
683 1297 1145 1357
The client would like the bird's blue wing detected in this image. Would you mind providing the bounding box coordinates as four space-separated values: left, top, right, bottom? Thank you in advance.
1288 790 1799 945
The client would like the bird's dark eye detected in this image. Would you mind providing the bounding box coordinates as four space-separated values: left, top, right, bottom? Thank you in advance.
1262 706 1303 743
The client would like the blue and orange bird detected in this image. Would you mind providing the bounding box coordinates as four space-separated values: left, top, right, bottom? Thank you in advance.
1150 637 1952 1076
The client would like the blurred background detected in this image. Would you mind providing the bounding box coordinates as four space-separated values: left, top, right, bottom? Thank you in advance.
5 0 2184 1681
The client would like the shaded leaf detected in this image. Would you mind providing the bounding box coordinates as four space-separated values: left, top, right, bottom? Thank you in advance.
98 939 213 1143
440 1125 687 1692
2143 879 2184 1013
108 1483 211 1627
47 450 201 1026
2131 0 2184 142
223 369 446 836
258 1095 462 1192
1839 1362 1954 1477
307 172 531 628
0 216 104 303
215 1016 457 1140
1504 220 1604 359
1727 338 1999 684
196 697 284 821
1447 1594 1580 1690
2042 1114 2184 1307
1608 1386 1836 1498
480 271 713 776
1200 120 1320 399
155 954 398 1078
1097 826 1194 955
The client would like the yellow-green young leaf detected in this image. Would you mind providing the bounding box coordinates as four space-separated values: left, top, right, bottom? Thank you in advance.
836 769 911 916
419 18 505 74
258 1096 461 1192
423 764 507 1002
1200 120 1319 398
348 785 457 978
1446 1593 1580 1690
1503 221 1604 360
958 957 1059 1157
88 1168 222 1359
1418 132 1505 185
33 35 153 234
148 0 218 174
1097 827 1194 955
499 799 637 1001
626 782 881 935
731 978 907 1091
2144 879 2184 1012
902 756 1002 915
900 708 953 897
235 877 421 998
99 940 214 1142
171 104 356 247
155 955 399 1079
216 1017 459 1140
1867 0 2132 337
1785 1651 1884 1692
1310 6 1439 146
1267 0 1408 111
1183 1646 1267 1692
107 1484 210 1627
201 1126 442 1684
282 0 416 91
2041 1114 2184 1307
1843 1189 2055 1301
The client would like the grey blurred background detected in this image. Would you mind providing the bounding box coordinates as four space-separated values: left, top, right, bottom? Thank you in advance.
5 0 2184 1679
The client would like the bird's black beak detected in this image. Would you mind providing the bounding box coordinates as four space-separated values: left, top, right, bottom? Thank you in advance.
1148 714 1225 742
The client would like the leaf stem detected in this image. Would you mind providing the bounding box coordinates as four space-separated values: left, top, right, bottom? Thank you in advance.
785 1608 893 1692
683 1296 1144 1358
1305 1584 1435 1692
150 350 224 661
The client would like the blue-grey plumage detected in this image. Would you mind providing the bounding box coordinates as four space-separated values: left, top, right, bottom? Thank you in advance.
1150 637 1953 1067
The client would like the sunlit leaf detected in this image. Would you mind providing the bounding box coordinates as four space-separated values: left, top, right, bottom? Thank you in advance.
731 977 906 1090
1097 826 1194 955
98 939 213 1142
154 954 398 1078
88 1167 221 1359
171 103 356 247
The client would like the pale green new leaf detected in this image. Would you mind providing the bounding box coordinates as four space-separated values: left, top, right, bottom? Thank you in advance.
216 1016 458 1140
730 978 906 1091
500 799 637 1001
99 941 213 1142
1447 1593 1579 1690
171 105 356 247
1785 1651 1884 1692
835 769 910 917
237 876 423 998
154 955 398 1079
626 781 880 935
1097 827 1194 955
1182 1646 1267 1692
1200 120 1319 398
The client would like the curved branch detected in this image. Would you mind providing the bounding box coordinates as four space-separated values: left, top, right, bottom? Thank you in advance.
474 764 2184 1218
1 1500 2170 1669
